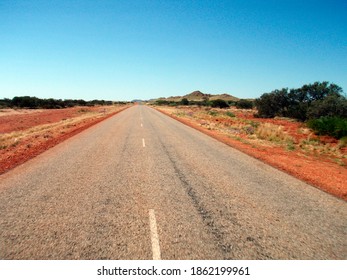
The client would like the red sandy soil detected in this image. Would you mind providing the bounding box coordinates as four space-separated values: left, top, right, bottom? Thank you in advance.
0 106 130 174
156 107 347 201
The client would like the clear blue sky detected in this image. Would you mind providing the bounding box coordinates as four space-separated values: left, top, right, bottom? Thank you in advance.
1 0 346 101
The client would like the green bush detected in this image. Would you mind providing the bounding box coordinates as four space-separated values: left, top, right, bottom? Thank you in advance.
338 136 347 148
155 99 170 106
211 99 229 108
254 89 290 118
208 110 218 116
227 100 236 106
225 111 235 118
235 99 253 109
0 98 12 108
307 117 347 139
180 98 189 105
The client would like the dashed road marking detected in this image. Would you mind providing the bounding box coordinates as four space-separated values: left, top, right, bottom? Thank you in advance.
142 138 146 147
149 209 161 260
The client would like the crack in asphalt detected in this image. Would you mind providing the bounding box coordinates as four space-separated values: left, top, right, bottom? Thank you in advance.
146 111 233 257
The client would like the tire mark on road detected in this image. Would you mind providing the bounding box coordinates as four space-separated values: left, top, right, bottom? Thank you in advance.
146 117 233 257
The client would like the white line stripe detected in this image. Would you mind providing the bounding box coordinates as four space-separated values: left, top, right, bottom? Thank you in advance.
142 138 145 147
141 123 143 127
149 209 161 260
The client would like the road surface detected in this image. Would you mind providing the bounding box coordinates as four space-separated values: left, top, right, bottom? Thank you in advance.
0 105 346 259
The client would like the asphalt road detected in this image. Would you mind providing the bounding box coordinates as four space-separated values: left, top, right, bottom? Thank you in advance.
0 105 346 259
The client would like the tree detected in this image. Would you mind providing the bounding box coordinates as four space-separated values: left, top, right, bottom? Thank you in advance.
0 98 12 108
307 93 347 119
181 98 189 105
211 99 229 108
235 99 254 109
155 99 170 105
285 82 343 121
254 89 290 118
255 82 344 121
11 96 39 108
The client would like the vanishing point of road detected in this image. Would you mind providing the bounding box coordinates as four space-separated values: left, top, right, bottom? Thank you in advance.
0 105 346 259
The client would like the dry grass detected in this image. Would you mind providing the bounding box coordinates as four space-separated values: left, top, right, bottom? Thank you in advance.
0 107 122 150
255 123 294 143
154 105 347 167
298 137 345 159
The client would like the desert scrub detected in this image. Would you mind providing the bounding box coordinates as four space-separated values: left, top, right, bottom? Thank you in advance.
186 110 194 117
243 125 255 135
286 141 296 151
174 111 186 117
256 123 294 143
225 111 235 118
299 138 320 151
307 117 347 139
208 110 218 116
247 120 260 128
11 140 20 147
299 137 345 158
77 108 90 113
338 136 347 149
297 127 311 135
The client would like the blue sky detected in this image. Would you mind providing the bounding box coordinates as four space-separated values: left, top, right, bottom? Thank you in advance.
1 0 346 101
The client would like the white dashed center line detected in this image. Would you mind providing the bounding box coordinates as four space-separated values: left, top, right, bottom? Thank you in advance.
149 209 161 260
142 138 146 147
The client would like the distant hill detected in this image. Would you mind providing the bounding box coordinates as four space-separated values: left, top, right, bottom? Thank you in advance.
154 90 240 102
183 90 210 100
209 93 239 102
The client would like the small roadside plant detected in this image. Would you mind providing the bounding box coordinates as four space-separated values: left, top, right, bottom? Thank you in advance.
225 111 235 118
208 110 218 116
338 136 347 148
